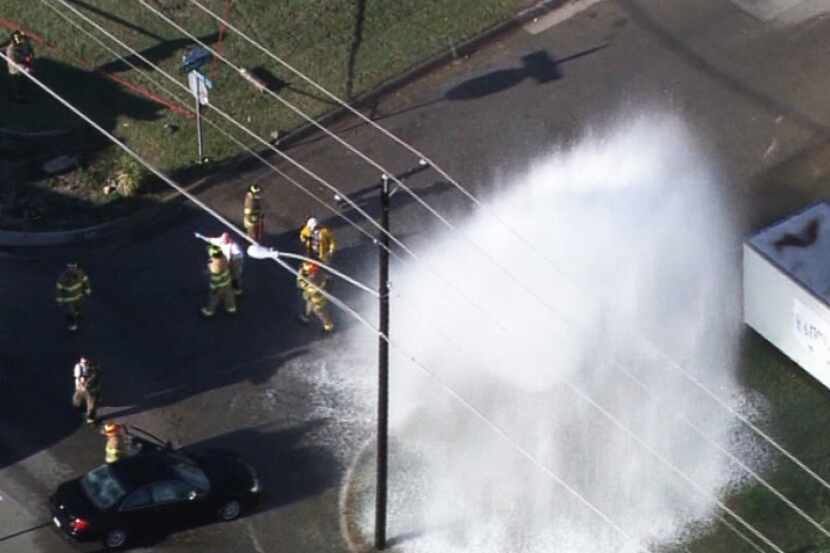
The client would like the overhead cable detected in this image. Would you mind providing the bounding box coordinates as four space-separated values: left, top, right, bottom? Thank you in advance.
7 48 651 553
185 0 830 500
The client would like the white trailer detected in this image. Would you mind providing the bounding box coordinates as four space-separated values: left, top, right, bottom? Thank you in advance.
744 201 830 389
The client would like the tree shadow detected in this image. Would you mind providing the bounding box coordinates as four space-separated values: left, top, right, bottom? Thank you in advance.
0 57 165 229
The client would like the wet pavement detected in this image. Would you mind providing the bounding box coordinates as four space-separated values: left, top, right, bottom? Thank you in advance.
2 0 830 551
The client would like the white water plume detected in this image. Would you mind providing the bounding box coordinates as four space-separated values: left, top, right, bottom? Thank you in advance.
339 111 761 553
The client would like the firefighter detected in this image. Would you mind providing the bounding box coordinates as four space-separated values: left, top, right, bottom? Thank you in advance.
72 357 101 423
201 244 237 317
56 262 91 332
299 217 336 264
297 261 333 333
5 30 33 103
243 184 264 241
101 423 140 464
195 231 244 294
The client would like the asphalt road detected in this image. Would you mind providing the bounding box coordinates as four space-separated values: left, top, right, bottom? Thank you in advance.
2 0 830 552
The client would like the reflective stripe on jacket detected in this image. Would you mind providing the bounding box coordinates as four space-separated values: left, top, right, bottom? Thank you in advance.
56 270 90 303
244 192 262 225
208 258 232 289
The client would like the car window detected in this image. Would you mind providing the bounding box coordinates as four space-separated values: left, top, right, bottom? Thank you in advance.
151 480 193 504
119 486 153 511
81 465 127 510
171 463 210 492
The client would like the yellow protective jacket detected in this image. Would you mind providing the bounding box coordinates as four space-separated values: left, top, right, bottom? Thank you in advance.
299 225 336 261
297 266 327 307
104 432 130 464
243 191 263 226
208 257 232 290
56 268 91 304
6 40 33 75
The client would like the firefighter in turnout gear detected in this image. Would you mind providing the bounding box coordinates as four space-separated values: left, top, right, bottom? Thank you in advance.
195 231 244 294
243 184 264 241
101 423 140 464
72 357 101 423
201 244 237 317
299 217 336 264
5 30 33 103
297 261 333 332
56 262 91 331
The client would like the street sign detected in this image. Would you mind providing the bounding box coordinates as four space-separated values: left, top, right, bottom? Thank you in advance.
188 70 212 106
181 46 212 73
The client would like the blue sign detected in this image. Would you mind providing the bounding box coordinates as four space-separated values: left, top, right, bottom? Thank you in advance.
181 47 212 73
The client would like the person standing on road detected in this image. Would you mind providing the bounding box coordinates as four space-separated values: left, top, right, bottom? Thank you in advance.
5 30 34 103
297 261 333 333
195 231 244 295
243 184 264 242
73 356 101 424
201 244 237 317
299 217 336 264
56 262 92 332
101 423 139 464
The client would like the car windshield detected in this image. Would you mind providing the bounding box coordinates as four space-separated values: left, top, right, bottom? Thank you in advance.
80 464 127 510
171 462 210 492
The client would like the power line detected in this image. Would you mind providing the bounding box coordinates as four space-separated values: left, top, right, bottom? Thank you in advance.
47 2 829 545
186 0 830 502
44 0 515 340
137 0 575 338
5 49 654 553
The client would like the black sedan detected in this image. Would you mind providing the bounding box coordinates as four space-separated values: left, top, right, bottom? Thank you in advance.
49 444 261 549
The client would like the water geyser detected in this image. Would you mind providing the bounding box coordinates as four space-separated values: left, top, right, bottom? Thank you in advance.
334 111 760 553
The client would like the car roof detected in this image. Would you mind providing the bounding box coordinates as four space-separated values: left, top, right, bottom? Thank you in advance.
108 452 182 489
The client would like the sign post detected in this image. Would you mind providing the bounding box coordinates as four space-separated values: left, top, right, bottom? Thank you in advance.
187 70 212 163
182 47 213 164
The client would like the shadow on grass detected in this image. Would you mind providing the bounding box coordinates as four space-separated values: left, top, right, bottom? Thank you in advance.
0 56 166 229
97 32 221 75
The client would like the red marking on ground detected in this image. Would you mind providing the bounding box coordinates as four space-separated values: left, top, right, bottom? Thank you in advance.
1 18 193 118
209 0 233 81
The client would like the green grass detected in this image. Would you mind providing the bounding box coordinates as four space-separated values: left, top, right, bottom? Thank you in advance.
675 332 830 553
1 0 528 192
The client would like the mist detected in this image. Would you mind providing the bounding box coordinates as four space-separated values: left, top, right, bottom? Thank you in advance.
328 111 762 552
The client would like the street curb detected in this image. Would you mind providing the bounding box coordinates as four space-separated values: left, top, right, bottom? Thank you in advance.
0 0 568 249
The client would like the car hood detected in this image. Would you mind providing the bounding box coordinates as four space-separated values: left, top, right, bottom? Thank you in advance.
51 478 98 519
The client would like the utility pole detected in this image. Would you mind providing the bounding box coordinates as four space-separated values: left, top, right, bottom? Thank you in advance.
372 161 428 550
375 174 391 550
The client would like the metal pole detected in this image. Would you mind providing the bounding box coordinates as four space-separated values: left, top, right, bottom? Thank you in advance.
195 87 204 162
375 174 390 550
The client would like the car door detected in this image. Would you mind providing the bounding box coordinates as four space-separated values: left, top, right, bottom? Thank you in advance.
117 485 158 535
148 480 208 530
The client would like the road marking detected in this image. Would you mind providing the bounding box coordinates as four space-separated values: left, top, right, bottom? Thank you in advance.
523 0 604 34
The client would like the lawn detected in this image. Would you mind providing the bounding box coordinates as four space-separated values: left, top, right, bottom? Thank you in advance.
0 0 531 229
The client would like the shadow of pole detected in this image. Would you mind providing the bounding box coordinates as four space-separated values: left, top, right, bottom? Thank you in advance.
345 0 367 100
